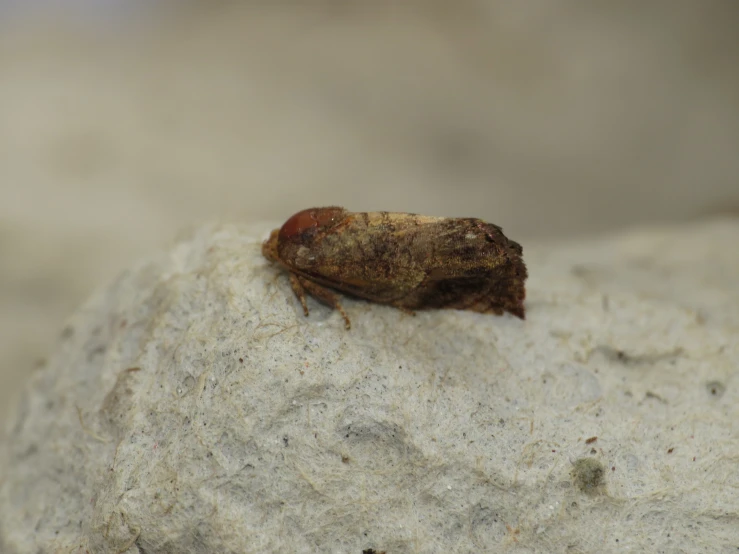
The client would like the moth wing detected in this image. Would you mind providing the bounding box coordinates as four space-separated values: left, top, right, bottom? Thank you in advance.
293 269 421 304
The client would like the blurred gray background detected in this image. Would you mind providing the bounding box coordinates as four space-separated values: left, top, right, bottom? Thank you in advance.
1 0 738 427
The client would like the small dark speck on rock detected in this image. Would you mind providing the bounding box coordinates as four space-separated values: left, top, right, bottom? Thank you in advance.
706 380 726 398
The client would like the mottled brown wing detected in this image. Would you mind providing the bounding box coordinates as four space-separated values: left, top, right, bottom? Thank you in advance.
387 220 527 317
279 213 436 303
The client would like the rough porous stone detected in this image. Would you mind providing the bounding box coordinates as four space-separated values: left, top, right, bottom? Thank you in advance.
1 220 738 553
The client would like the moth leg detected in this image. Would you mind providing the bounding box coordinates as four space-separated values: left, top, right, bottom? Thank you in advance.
288 273 310 316
294 275 351 330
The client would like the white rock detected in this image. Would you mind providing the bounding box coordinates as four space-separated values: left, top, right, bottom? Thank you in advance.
1 220 738 553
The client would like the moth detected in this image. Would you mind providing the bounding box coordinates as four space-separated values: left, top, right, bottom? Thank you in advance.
262 207 527 329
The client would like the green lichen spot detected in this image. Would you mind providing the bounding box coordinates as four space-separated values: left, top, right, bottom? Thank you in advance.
571 457 606 495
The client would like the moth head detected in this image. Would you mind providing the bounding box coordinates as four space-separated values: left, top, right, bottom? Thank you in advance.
261 229 280 262
278 207 346 243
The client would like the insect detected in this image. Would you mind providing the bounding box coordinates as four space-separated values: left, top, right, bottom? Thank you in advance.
262 207 527 329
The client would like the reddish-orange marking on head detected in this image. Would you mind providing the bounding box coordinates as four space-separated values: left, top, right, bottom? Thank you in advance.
279 207 345 240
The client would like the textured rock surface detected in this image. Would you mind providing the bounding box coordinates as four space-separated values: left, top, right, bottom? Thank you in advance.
1 220 738 553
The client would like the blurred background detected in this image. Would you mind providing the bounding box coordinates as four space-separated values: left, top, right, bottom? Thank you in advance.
1 0 738 427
